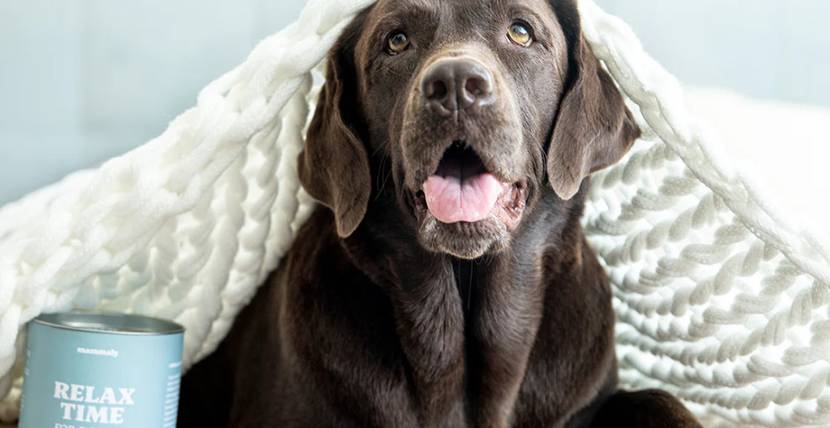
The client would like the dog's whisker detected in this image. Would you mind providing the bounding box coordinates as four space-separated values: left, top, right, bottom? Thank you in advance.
373 149 394 201
467 260 474 311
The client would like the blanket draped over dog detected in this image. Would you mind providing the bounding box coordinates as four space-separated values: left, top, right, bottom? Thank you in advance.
1 0 829 426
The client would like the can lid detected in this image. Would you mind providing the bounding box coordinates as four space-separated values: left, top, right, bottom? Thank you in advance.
33 312 185 336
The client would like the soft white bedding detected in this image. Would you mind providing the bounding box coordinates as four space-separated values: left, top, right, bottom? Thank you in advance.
0 1 828 426
686 88 830 249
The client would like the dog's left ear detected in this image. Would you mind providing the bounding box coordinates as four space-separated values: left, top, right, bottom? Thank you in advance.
299 22 371 238
546 6 640 200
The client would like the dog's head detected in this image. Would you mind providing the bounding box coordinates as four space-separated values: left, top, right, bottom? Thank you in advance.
300 0 639 259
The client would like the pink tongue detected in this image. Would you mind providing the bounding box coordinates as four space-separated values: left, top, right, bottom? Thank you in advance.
423 173 505 223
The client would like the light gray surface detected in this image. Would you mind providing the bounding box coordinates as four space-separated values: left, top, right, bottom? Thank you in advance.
0 1 827 204
0 0 305 204
600 0 830 107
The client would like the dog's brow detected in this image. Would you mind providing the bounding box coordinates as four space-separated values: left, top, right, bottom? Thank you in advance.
369 2 439 35
377 0 438 22
396 0 436 12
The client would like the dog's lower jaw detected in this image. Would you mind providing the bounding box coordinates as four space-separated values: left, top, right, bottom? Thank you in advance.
412 182 528 259
418 215 510 259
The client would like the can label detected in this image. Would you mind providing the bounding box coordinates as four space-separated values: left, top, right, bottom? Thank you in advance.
20 316 183 428
53 381 136 424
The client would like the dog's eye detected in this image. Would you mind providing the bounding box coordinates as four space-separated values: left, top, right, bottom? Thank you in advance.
507 22 533 47
386 32 411 55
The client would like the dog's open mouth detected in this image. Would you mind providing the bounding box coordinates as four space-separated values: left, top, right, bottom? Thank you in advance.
414 141 527 230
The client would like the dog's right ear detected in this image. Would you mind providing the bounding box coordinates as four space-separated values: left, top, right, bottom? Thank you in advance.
299 25 371 238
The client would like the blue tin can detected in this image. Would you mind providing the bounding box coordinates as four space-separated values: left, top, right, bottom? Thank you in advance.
19 313 184 428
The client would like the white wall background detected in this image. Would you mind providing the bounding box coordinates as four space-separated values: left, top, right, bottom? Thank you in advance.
600 0 830 107
0 1 828 204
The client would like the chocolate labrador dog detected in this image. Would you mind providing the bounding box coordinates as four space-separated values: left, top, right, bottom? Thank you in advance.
179 0 702 427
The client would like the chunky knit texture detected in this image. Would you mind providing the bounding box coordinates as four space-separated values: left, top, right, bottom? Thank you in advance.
1 1 828 426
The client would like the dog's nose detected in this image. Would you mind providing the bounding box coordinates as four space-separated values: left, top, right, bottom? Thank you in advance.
421 58 494 114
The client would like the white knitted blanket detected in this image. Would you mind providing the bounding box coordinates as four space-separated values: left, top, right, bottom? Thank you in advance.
2 1 829 426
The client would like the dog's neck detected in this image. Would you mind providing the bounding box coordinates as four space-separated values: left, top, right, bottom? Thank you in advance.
339 181 592 425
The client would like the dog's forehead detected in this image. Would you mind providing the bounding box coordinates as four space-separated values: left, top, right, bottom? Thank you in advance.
371 0 554 9
369 0 559 26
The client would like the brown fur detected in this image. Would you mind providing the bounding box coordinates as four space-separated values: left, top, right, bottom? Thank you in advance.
179 1 701 427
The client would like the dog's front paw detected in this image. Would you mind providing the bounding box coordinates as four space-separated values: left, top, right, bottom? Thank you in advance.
591 389 702 428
